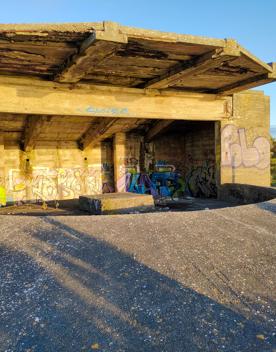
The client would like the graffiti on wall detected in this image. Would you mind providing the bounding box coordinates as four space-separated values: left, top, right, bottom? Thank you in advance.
0 174 6 206
222 124 270 169
116 159 216 198
6 164 114 204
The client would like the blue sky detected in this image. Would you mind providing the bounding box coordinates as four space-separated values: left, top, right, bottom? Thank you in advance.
1 0 275 125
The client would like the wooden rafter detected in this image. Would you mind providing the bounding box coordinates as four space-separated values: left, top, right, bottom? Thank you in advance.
146 120 174 141
144 40 241 89
216 62 276 95
55 22 128 83
23 115 52 151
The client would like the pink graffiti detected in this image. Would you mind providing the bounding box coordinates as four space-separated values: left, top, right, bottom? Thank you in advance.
221 125 270 169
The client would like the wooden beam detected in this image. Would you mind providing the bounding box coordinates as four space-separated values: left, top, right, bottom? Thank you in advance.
23 115 52 151
0 76 232 121
78 118 117 150
217 63 276 95
146 120 174 141
144 40 241 89
55 22 128 83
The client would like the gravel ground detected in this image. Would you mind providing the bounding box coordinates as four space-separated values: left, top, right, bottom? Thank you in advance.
0 200 275 352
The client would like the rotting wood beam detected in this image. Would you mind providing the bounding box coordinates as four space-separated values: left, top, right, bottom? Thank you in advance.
216 62 276 95
146 119 174 141
55 22 128 83
78 117 118 150
23 115 52 151
143 40 241 89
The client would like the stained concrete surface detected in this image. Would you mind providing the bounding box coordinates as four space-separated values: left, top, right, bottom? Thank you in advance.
0 197 234 216
0 200 275 351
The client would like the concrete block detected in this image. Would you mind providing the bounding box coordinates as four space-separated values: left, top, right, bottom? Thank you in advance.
218 183 276 204
79 192 154 215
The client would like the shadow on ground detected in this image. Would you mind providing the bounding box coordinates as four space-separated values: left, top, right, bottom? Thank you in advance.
0 217 274 352
0 197 236 216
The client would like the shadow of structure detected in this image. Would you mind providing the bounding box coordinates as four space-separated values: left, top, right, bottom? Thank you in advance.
0 217 274 352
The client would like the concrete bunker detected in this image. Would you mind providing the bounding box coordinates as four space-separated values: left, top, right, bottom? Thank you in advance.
0 21 274 214
0 116 217 205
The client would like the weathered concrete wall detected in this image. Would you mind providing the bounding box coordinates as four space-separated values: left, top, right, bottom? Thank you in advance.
219 91 270 187
150 124 216 197
2 141 114 204
117 123 216 198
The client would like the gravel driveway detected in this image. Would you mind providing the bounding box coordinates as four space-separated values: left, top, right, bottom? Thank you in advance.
0 200 275 351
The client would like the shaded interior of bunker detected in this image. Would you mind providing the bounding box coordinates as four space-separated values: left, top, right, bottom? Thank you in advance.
0 119 219 214
114 121 217 199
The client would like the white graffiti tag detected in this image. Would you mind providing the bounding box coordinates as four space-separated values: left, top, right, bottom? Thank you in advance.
221 125 270 169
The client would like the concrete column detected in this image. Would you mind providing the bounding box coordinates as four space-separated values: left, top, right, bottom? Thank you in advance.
0 134 6 206
220 91 271 187
113 132 127 192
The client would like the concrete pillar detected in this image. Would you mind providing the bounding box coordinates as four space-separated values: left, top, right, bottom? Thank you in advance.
0 135 6 206
220 91 271 187
113 132 127 192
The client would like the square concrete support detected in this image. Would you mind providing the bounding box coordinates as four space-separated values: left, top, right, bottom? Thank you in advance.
113 132 127 192
0 135 6 206
79 192 154 215
220 91 271 187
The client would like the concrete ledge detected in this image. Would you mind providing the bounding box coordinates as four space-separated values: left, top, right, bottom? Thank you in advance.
79 192 154 215
218 183 276 204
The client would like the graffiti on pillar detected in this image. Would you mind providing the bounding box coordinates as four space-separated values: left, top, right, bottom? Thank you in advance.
0 175 6 206
221 124 270 169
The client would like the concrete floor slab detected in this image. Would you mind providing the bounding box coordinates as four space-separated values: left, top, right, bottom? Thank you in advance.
0 200 275 351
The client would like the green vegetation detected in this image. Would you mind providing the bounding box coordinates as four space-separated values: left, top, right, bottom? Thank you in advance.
272 138 276 187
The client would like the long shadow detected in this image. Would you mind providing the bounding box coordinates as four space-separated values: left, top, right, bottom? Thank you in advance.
0 217 275 352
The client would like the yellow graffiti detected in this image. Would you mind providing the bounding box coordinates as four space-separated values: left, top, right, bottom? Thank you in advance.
0 186 6 206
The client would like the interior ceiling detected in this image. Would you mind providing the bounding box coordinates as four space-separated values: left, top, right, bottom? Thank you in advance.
0 113 154 145
0 114 207 146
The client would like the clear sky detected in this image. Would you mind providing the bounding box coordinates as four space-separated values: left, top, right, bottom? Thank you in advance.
0 0 275 125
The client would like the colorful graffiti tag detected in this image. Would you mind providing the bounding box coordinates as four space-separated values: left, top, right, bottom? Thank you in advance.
222 124 270 169
116 159 216 198
3 156 217 205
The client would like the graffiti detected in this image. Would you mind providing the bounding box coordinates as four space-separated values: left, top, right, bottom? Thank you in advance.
6 164 114 204
0 186 6 206
116 160 216 198
222 124 270 169
77 106 129 115
185 161 217 198
2 151 217 204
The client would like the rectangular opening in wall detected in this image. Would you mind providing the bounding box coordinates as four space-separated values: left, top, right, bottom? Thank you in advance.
122 120 217 199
